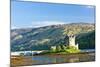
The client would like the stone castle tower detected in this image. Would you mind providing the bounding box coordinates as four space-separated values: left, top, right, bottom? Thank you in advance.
68 35 79 49
69 35 75 46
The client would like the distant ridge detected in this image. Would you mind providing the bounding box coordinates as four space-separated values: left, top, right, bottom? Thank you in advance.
11 23 95 51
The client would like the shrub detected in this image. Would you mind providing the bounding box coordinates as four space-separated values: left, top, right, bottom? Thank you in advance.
60 45 67 51
49 45 80 54
66 46 77 49
20 53 24 56
50 46 56 52
65 46 80 53
56 46 62 52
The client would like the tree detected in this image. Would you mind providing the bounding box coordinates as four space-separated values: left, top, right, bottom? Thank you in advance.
50 46 56 52
63 25 94 47
61 45 66 51
56 46 62 52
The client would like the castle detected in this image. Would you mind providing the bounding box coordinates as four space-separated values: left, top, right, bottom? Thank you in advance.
68 35 79 49
51 35 79 50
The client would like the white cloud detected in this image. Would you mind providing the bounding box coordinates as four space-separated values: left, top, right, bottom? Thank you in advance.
86 6 94 9
11 25 34 29
32 21 66 28
11 21 66 29
11 26 18 29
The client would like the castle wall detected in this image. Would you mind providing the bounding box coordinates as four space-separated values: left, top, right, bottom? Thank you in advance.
69 35 76 46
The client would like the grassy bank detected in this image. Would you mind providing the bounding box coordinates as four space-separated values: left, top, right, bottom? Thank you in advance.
11 56 33 67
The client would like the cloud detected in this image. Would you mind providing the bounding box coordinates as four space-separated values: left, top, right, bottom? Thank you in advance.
86 6 94 9
32 21 66 28
11 25 34 29
11 26 18 29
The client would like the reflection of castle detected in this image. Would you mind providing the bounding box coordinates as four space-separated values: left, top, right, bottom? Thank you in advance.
68 35 79 49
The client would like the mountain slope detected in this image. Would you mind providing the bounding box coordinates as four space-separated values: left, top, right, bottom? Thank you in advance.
11 23 95 51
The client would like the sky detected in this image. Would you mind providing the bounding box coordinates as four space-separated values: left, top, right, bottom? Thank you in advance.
11 0 95 29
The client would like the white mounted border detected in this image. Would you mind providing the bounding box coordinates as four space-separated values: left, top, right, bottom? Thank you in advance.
0 0 97 67
20 0 95 5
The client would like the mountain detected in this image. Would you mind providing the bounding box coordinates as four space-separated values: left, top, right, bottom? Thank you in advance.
11 23 95 51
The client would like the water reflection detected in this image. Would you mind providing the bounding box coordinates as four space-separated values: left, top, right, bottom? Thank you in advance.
32 53 95 65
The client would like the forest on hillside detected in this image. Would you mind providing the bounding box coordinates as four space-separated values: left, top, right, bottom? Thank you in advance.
11 23 95 51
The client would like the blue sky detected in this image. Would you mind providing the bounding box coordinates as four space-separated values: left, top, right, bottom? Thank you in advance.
11 1 95 29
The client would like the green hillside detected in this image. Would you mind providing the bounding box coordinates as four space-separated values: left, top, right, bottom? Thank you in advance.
11 23 95 51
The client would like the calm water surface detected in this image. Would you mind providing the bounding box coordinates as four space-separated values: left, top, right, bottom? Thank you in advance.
32 53 95 65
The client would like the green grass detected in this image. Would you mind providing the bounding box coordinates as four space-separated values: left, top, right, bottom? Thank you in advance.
38 45 80 55
65 46 80 53
65 48 80 53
